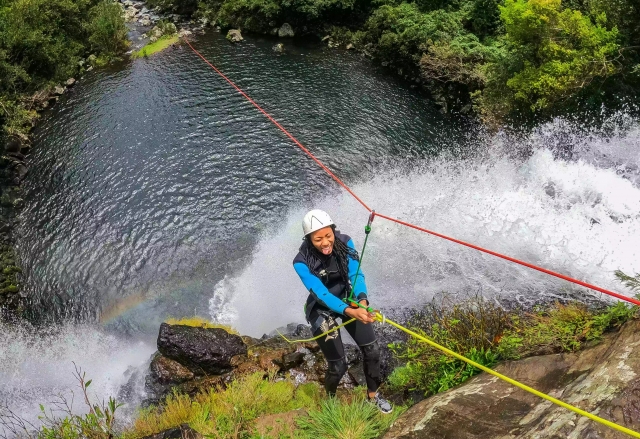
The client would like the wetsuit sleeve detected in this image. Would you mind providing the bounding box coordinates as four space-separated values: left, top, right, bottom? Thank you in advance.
347 239 368 302
293 262 349 315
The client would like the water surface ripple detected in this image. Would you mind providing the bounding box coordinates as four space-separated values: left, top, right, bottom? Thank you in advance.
19 32 456 331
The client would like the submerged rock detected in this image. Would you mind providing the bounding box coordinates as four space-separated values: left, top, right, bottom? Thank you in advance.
226 29 243 43
157 323 247 375
273 43 284 53
278 23 294 38
384 319 640 438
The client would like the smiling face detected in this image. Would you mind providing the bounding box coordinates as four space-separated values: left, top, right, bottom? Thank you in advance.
309 226 335 255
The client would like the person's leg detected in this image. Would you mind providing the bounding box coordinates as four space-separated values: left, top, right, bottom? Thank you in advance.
311 312 348 397
345 320 392 413
344 320 380 394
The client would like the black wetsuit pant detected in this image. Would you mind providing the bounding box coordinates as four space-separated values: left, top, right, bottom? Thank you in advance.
311 310 381 397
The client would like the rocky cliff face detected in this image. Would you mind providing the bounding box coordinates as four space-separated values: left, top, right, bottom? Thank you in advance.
144 323 368 404
384 319 640 439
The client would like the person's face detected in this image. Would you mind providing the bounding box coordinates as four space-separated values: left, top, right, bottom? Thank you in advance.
309 226 335 255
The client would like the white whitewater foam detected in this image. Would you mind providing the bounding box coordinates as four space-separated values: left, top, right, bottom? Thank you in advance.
210 118 640 336
0 322 154 429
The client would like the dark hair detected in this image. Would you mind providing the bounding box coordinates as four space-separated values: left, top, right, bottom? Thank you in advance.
304 225 359 285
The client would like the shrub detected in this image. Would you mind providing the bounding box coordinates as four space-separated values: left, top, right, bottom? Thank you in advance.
87 0 129 58
478 0 620 121
497 302 637 360
388 296 637 396
388 294 506 395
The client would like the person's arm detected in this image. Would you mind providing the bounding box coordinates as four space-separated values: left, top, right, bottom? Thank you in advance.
347 239 368 303
294 262 349 315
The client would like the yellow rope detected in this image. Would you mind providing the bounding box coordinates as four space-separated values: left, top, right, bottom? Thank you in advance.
374 311 640 438
276 318 357 343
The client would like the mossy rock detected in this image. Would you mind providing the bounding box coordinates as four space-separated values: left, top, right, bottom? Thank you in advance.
1 284 19 294
3 266 19 275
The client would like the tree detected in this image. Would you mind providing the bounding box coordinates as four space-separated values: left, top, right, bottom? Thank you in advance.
500 0 619 111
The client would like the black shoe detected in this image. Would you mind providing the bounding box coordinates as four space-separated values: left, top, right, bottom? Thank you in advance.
368 392 393 414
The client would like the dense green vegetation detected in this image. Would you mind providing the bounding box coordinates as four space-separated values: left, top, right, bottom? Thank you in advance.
131 374 402 439
149 0 640 123
387 296 637 397
12 372 402 439
0 0 128 143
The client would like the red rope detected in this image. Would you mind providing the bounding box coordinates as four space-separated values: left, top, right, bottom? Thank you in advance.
182 38 372 212
375 213 640 306
182 37 640 307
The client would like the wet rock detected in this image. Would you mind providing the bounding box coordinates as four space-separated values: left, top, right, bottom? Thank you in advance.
273 43 284 53
178 29 193 38
150 354 195 384
226 29 243 43
140 18 152 26
65 78 76 87
141 424 202 439
5 137 21 153
278 23 294 38
124 6 138 22
53 85 65 96
15 164 27 182
157 323 247 375
151 27 163 38
384 319 640 438
282 352 305 369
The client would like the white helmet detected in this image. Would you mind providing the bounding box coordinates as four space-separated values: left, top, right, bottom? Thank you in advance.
302 209 334 236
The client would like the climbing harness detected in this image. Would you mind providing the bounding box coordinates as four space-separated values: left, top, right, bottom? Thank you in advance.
181 37 640 437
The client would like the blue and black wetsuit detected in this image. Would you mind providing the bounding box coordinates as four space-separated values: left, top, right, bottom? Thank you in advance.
293 231 381 396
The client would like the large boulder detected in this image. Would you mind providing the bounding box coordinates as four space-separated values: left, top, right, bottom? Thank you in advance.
278 23 294 38
157 323 248 375
384 319 640 438
226 29 243 43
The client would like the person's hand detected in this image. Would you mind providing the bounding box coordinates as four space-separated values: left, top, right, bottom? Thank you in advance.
345 302 375 324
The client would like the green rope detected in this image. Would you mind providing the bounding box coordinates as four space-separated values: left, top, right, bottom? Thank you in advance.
346 211 375 304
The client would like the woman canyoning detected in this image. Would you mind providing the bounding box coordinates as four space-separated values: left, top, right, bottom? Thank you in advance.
292 209 392 413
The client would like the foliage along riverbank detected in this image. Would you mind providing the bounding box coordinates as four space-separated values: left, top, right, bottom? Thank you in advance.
0 0 128 314
146 0 640 126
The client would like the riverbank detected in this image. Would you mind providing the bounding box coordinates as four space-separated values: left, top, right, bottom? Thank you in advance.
145 0 640 125
0 0 192 317
0 0 130 316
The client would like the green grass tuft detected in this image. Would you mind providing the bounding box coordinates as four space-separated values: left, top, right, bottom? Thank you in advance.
165 316 239 334
296 396 404 439
132 35 180 59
